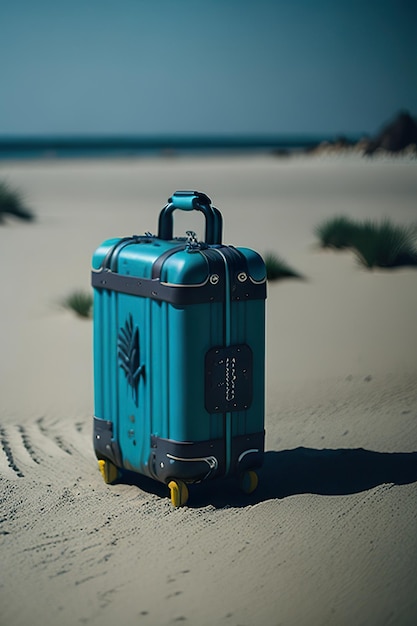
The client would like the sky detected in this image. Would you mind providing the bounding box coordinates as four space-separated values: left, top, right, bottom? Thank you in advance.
1 0 416 138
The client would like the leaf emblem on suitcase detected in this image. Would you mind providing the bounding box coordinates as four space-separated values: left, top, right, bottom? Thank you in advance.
117 315 145 406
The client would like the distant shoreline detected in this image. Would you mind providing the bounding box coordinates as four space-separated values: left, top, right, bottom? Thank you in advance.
0 134 359 160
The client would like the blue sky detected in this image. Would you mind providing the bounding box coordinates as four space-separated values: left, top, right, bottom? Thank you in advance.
1 0 416 137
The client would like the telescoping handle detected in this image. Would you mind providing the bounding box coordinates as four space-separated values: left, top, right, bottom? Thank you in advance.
158 191 223 245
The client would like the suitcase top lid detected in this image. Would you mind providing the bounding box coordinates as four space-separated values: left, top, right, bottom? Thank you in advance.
92 192 266 305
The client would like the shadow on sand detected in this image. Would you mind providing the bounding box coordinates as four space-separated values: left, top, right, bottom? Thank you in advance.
124 447 417 509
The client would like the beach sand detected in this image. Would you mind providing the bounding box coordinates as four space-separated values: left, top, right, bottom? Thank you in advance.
1 154 416 626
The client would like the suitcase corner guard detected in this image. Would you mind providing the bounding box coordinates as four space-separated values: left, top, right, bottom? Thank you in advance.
149 436 224 484
93 417 122 468
149 431 264 484
230 431 265 473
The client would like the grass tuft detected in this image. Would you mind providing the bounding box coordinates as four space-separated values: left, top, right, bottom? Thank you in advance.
264 252 302 281
315 216 417 269
0 181 35 222
314 216 358 249
62 291 93 318
351 219 417 268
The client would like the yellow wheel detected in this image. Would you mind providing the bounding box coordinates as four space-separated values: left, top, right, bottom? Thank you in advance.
239 470 258 494
98 459 119 484
168 479 189 507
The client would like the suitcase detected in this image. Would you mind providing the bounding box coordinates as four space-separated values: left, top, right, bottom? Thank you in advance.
92 191 266 506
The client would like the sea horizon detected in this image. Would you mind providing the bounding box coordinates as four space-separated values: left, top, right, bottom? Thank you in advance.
0 133 361 160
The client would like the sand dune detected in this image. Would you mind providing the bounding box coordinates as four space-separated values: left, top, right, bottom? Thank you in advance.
1 154 416 626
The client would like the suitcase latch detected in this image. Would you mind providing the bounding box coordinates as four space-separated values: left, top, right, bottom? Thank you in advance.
185 230 208 252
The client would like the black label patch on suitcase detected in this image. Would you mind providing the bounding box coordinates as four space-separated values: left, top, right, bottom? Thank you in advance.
205 344 253 413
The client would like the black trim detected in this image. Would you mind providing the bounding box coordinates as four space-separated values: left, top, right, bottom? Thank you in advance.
149 436 225 483
151 244 186 279
203 246 266 302
102 236 155 272
92 268 223 305
148 431 264 483
93 417 122 467
220 246 267 301
230 431 265 473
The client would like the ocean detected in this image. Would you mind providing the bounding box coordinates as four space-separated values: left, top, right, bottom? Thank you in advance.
0 134 347 160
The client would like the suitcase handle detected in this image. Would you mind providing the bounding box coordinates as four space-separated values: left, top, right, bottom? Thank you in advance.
158 191 222 244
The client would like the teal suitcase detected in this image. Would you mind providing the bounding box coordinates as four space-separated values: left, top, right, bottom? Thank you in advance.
92 191 266 506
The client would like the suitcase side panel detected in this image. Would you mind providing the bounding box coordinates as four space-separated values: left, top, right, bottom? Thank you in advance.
93 289 118 423
94 305 225 476
229 298 265 438
93 287 122 467
217 246 266 476
164 301 224 442
154 244 266 480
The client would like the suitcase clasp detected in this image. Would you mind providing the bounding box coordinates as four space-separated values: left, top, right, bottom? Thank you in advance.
185 230 208 252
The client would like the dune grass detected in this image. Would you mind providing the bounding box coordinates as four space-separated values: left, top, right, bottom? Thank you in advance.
352 219 417 268
315 216 417 269
314 216 358 249
264 252 302 281
0 181 35 223
62 291 93 318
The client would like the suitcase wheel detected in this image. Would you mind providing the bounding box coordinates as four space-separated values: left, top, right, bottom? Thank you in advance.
98 459 119 484
168 479 189 507
239 470 259 494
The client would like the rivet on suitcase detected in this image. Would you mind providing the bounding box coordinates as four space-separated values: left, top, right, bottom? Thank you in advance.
92 191 266 506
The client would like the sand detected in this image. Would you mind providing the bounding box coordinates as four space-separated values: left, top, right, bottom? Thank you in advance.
0 153 416 626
